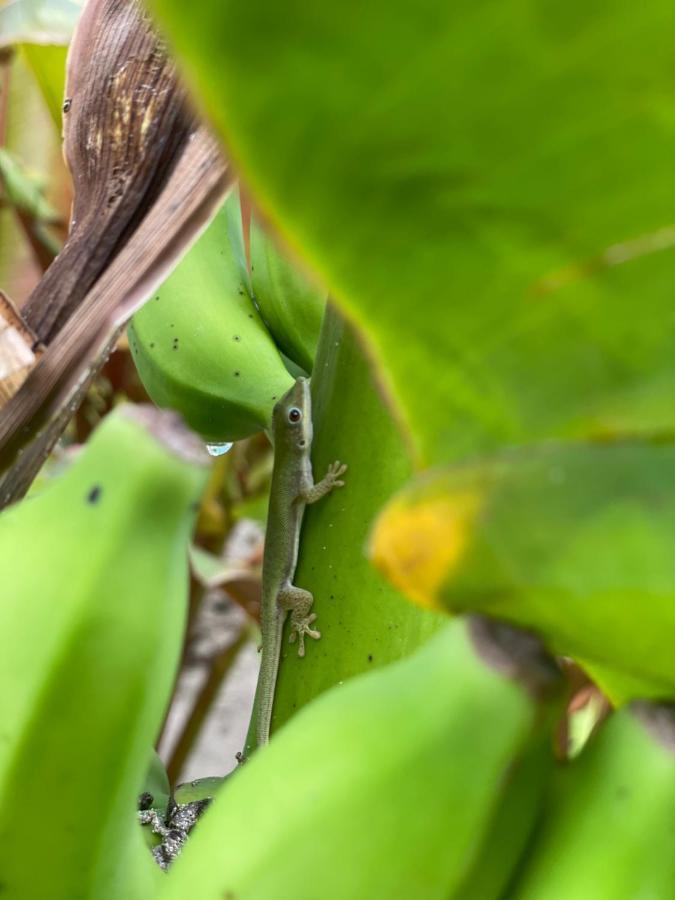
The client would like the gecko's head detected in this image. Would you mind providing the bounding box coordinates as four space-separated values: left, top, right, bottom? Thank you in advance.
272 376 313 452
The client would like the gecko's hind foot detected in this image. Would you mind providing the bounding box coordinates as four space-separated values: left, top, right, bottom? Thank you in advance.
289 613 321 657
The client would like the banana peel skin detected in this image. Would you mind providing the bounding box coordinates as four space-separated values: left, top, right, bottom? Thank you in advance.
0 405 208 899
249 217 326 374
159 619 561 900
129 192 293 443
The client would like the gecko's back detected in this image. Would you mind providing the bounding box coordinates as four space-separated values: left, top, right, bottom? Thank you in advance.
261 377 314 613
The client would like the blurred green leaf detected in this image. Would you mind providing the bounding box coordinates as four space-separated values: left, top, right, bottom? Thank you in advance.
0 145 61 264
0 44 63 293
0 146 58 222
0 0 82 47
19 41 67 128
152 0 675 465
371 440 675 702
231 490 268 525
510 709 675 899
160 621 546 900
0 407 207 898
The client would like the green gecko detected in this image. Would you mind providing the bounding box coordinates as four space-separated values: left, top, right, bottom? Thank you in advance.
243 376 346 757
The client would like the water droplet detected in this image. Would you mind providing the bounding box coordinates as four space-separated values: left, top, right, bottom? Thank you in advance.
206 441 233 457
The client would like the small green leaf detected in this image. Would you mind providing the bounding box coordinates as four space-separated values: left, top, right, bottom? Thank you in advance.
0 147 59 223
173 776 225 805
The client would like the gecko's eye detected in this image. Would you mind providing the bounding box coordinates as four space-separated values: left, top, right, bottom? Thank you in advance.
288 407 302 423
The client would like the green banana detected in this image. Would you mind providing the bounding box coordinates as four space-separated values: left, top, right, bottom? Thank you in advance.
457 730 555 900
509 706 675 900
0 405 208 899
249 216 326 374
129 192 294 442
159 619 559 900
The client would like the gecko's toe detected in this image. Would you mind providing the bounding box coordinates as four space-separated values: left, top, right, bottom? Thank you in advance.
291 617 321 657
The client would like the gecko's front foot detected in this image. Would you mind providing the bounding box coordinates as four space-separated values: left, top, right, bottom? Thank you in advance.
289 613 321 657
325 460 347 488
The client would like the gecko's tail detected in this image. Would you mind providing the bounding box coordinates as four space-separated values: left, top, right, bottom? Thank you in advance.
241 609 285 760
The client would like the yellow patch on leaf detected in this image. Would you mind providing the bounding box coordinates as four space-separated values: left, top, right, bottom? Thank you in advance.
370 491 481 611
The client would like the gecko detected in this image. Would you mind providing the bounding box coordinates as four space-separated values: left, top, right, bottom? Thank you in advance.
242 376 346 758
242 378 347 759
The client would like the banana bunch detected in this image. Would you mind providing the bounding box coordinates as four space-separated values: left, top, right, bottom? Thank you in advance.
249 216 326 374
129 191 293 442
158 619 561 900
0 405 208 900
510 705 675 899
129 190 326 443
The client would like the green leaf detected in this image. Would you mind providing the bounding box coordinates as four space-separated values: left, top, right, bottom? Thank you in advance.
151 0 675 465
371 440 675 701
19 42 68 128
0 147 59 223
509 709 675 899
0 0 82 47
160 621 546 900
0 407 208 898
0 146 62 263
141 750 172 817
173 776 225 805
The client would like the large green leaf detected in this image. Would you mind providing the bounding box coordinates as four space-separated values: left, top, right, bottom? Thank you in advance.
160 621 547 900
151 0 675 465
371 440 675 702
0 407 208 898
509 709 675 899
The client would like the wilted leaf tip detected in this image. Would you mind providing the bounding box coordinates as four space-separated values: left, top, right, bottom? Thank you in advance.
369 491 481 611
